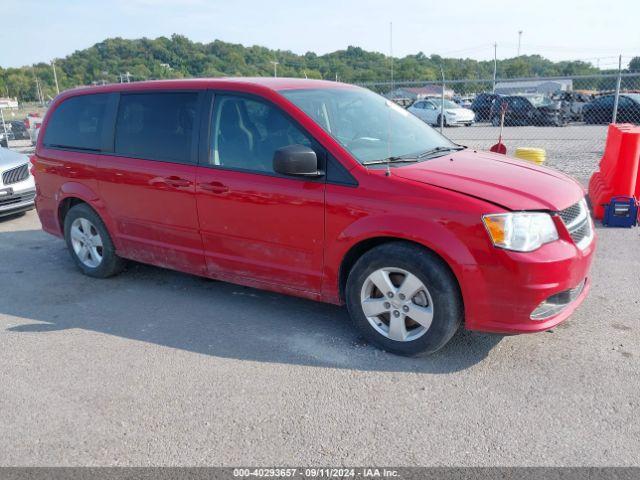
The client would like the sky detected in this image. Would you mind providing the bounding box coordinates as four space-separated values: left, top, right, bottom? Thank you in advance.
1 0 638 69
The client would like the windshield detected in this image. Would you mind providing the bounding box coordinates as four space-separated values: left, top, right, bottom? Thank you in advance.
440 99 460 109
281 87 456 164
527 95 553 107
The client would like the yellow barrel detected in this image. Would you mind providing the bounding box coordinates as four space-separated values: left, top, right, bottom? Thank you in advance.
515 147 546 165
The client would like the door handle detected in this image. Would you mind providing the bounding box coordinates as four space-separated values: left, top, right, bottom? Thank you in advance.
200 181 229 194
150 176 192 188
164 176 192 188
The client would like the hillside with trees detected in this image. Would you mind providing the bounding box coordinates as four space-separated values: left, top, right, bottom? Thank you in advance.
0 34 635 102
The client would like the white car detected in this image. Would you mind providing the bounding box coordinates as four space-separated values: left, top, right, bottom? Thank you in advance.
0 147 36 218
408 98 475 127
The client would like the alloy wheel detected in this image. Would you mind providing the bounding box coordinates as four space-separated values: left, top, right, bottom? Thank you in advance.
70 217 104 268
360 267 434 342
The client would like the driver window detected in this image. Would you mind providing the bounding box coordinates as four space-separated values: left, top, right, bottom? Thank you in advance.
425 101 436 110
210 95 312 173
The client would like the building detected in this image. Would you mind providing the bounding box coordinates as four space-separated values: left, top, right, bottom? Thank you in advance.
0 97 19 109
494 79 573 95
385 85 455 103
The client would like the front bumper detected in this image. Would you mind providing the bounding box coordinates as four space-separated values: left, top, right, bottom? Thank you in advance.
462 233 596 334
0 188 36 217
446 114 475 126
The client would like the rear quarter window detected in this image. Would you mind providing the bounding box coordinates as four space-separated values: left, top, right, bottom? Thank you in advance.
43 94 111 151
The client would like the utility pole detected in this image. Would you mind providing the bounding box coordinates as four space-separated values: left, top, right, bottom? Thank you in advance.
439 65 445 133
270 61 279 78
390 22 394 90
492 42 497 93
517 30 523 56
1 106 8 146
125 72 131 83
51 60 60 95
612 54 622 124
35 76 44 105
32 66 43 105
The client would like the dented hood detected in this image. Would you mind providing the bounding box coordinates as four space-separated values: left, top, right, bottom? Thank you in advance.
394 149 584 211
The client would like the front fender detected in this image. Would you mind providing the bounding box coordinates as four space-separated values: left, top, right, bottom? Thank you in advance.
322 212 481 304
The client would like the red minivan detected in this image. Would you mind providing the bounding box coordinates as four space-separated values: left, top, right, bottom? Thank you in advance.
32 78 596 355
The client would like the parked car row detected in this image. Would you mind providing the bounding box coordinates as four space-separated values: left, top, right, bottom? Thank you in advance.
403 91 640 127
1 113 44 147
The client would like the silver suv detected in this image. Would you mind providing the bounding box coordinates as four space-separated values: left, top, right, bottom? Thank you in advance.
0 147 36 218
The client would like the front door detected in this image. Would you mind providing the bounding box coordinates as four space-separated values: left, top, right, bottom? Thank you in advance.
195 94 325 295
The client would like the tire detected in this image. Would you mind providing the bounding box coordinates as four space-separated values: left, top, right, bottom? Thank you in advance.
436 114 447 128
63 203 125 278
345 241 463 356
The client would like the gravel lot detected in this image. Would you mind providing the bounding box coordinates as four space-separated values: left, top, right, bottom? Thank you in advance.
1 146 639 466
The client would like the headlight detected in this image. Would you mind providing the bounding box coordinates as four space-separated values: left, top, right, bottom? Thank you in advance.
482 212 558 252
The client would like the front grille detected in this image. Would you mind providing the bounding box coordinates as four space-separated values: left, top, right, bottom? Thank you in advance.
2 163 29 185
0 190 35 207
558 202 582 226
558 199 593 249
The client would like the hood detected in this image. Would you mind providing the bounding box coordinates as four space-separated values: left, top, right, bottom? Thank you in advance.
0 147 29 170
394 149 584 211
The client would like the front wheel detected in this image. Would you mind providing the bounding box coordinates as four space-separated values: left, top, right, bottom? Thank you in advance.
345 242 463 356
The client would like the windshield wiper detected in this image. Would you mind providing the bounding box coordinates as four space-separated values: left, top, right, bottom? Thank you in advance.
415 145 466 158
361 155 421 166
362 146 466 166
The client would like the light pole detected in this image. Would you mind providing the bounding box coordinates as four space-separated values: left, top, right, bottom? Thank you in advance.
517 30 523 56
390 21 394 90
492 42 497 93
270 61 279 78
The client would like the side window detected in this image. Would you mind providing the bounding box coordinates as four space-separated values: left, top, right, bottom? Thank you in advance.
618 97 633 108
114 92 198 163
43 94 110 151
210 95 312 173
599 96 614 108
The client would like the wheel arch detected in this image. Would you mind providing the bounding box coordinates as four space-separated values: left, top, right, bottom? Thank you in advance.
337 234 466 305
55 182 118 248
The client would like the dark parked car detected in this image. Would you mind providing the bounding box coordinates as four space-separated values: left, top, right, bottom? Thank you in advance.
583 94 640 125
491 96 565 127
470 93 501 122
9 121 31 140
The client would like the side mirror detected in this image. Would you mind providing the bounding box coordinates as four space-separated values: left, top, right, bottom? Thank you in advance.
273 144 322 177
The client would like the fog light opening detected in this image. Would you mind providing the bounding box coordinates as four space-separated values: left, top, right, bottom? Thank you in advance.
530 280 586 321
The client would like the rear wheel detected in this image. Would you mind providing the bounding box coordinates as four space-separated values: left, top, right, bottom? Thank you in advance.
63 203 125 278
345 242 463 356
436 114 447 128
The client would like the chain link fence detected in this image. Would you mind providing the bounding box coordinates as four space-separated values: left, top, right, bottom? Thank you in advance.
359 73 640 183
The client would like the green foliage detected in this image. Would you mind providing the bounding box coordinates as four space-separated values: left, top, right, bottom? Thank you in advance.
0 34 607 101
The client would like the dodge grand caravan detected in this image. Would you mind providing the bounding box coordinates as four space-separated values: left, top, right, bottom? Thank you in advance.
32 78 595 356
